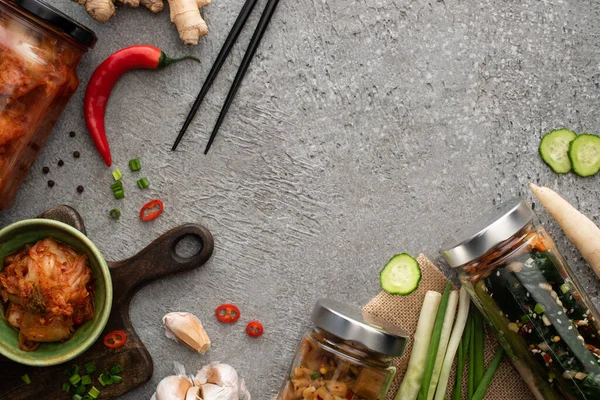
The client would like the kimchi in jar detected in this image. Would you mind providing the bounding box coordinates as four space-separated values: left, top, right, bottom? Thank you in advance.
442 199 600 400
279 299 408 400
0 0 96 210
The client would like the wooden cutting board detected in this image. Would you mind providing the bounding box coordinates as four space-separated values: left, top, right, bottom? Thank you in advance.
0 205 214 399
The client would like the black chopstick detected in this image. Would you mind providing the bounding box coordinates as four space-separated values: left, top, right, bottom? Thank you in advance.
204 0 281 154
171 0 259 151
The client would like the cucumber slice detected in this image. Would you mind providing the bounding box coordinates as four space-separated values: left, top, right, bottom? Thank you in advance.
569 134 600 177
380 253 421 295
539 129 577 174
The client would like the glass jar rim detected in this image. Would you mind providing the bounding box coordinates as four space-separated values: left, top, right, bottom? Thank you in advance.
311 298 408 357
8 0 97 48
441 199 535 268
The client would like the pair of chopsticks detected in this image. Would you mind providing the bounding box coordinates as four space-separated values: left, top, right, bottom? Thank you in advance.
172 0 281 154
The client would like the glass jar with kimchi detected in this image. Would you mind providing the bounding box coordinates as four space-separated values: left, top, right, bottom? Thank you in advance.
0 0 96 210
442 199 600 400
278 299 408 400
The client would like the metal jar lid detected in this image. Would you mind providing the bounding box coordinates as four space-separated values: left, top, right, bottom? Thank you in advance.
311 298 408 357
12 0 97 48
441 199 534 268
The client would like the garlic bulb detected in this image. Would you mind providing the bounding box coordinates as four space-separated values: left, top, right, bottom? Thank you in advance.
201 383 237 400
185 386 202 400
154 375 193 400
163 312 211 354
194 362 251 400
195 362 239 386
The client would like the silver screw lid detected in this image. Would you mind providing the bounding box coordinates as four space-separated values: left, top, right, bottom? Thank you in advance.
311 298 408 357
441 199 534 268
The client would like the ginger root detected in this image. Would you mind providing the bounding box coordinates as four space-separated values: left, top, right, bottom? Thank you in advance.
167 0 211 46
73 0 210 46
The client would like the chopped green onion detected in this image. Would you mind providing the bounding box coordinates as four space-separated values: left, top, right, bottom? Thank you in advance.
110 181 123 192
109 365 123 375
114 189 125 200
129 158 141 171
98 372 112 387
137 177 150 189
63 382 71 392
75 385 86 395
109 208 121 219
70 373 81 386
81 375 92 386
84 362 97 374
112 168 123 181
520 314 530 323
309 371 320 380
111 375 122 384
88 386 100 399
72 395 82 400
21 374 31 385
82 396 93 400
534 303 546 314
560 283 571 294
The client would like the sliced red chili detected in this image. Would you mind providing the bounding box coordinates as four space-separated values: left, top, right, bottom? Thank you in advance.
215 304 240 324
140 199 164 221
103 330 127 348
246 321 264 338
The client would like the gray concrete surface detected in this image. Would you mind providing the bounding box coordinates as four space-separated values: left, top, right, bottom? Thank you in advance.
2 0 600 398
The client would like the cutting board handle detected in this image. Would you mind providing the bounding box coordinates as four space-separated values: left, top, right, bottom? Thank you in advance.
108 224 214 306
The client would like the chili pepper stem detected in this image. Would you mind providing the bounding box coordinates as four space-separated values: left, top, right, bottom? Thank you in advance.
159 53 201 69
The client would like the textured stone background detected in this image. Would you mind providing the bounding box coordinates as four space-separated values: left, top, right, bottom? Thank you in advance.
2 0 600 398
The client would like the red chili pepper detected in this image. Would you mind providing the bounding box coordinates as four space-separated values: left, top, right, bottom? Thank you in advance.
215 304 241 324
85 45 199 166
246 321 264 338
103 330 127 349
140 199 164 221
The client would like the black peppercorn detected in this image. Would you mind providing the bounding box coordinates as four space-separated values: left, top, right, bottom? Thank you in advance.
48 180 55 188
69 131 76 138
58 160 64 167
73 151 80 158
42 166 50 174
77 185 84 193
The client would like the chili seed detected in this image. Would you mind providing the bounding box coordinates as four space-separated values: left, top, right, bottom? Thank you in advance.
42 166 50 174
48 180 55 188
58 159 64 167
69 131 76 138
77 185 84 193
73 151 81 158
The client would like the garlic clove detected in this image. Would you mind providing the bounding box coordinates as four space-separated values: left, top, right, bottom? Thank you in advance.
185 386 202 400
163 312 211 354
155 375 193 400
239 379 251 400
201 383 238 400
194 362 239 387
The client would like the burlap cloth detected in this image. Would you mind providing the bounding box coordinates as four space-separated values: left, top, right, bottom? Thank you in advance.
363 254 534 400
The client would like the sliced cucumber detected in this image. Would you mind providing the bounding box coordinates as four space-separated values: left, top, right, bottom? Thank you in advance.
569 134 600 177
539 129 577 174
380 253 421 295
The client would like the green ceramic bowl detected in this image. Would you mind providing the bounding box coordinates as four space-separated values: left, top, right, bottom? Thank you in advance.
0 219 112 366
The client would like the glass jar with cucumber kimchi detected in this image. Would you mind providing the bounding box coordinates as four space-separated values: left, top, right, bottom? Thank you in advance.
278 299 408 400
442 199 600 400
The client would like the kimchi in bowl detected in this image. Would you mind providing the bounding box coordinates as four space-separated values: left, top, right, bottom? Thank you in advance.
0 219 112 366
